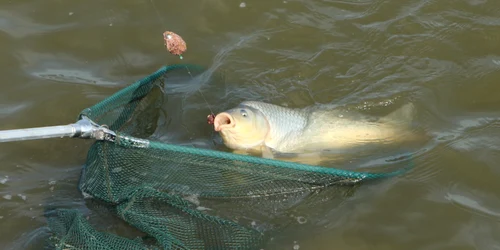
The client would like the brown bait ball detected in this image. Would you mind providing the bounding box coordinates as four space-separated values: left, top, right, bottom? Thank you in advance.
163 31 187 57
207 113 216 125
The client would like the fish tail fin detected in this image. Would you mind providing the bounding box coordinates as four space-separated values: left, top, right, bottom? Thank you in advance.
379 102 416 129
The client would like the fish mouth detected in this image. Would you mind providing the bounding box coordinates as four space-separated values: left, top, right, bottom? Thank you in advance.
213 112 235 132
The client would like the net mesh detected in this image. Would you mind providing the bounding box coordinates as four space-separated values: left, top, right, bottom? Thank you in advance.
43 64 414 249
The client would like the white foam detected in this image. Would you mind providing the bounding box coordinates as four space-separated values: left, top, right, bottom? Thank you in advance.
17 194 26 201
0 176 9 184
111 167 122 173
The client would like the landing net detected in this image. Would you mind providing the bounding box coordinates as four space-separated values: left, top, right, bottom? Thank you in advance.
43 64 413 250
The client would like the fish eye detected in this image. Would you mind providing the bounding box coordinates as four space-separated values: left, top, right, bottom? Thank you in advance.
240 109 248 117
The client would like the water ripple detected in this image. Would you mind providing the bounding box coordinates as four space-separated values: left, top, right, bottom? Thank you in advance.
0 103 32 119
427 182 500 222
0 10 76 39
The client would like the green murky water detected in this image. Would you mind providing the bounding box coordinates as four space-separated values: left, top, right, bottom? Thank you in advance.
1 0 500 249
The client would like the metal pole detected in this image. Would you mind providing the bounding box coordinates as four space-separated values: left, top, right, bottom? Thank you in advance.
0 117 100 143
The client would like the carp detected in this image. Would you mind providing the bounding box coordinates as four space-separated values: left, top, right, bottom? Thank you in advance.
212 101 420 165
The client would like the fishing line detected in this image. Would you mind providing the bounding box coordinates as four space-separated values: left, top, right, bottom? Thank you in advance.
148 0 215 116
184 66 215 116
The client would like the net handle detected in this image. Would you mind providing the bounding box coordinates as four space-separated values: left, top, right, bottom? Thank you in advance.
0 116 114 143
0 64 205 144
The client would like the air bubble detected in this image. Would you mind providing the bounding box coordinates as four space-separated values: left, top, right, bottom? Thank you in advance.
296 216 307 224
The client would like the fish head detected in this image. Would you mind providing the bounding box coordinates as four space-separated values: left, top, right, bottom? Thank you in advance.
213 105 270 150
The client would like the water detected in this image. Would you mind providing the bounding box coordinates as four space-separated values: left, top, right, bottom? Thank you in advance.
1 0 500 249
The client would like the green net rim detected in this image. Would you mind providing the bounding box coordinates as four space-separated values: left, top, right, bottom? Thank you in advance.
78 64 415 181
147 141 413 179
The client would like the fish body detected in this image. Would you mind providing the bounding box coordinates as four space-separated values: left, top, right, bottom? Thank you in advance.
213 100 419 162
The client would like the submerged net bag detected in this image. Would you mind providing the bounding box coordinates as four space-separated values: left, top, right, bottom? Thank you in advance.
43 64 414 250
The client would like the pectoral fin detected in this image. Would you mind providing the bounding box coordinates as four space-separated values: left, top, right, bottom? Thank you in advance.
232 149 251 156
261 146 275 159
259 146 322 165
272 151 325 166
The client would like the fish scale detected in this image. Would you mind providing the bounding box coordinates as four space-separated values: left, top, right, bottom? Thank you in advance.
239 101 310 152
